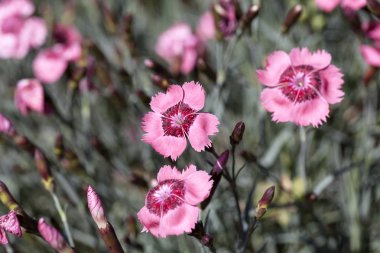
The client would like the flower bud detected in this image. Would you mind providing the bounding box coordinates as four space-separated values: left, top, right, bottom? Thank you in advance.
255 186 275 219
0 115 14 135
54 135 64 160
367 0 380 18
212 150 229 173
230 121 245 146
0 210 22 245
87 186 107 229
239 4 260 31
38 218 74 253
281 4 303 34
35 150 54 192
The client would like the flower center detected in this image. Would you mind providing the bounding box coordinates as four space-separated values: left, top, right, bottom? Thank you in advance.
146 179 185 216
162 103 197 137
280 65 322 103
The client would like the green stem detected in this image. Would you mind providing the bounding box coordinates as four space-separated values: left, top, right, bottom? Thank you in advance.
297 126 307 182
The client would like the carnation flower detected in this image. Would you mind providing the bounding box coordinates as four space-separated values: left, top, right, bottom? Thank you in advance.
137 165 213 238
196 11 216 42
0 211 22 244
141 81 219 160
315 0 366 12
257 48 344 127
33 24 81 83
14 79 44 115
0 0 47 59
155 23 199 75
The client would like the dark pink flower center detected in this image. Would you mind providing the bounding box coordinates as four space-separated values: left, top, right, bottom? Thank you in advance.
146 179 185 216
279 65 322 103
1 16 24 34
162 103 197 137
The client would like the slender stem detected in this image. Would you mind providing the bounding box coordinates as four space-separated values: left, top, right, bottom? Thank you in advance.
231 146 236 180
50 192 75 247
231 181 243 237
297 126 307 182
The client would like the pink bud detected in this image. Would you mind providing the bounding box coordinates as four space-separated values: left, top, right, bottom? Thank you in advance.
14 79 44 115
0 211 22 244
0 114 14 134
87 186 107 229
38 218 70 251
212 150 229 173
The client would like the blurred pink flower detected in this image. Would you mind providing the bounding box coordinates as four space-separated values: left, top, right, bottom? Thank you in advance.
360 43 380 67
216 0 238 37
0 114 13 134
0 0 47 59
0 211 22 244
315 0 366 12
14 78 44 115
38 218 71 252
362 21 380 41
141 81 219 160
196 11 216 42
33 24 81 83
257 48 344 127
137 165 212 238
87 185 107 229
155 23 199 75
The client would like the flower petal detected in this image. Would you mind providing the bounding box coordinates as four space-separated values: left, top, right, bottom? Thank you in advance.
180 47 198 74
360 45 380 67
150 85 184 114
0 211 21 237
260 88 294 123
290 98 330 127
141 112 164 144
315 0 340 12
0 229 8 245
341 0 366 10
182 81 205 111
23 17 47 48
182 165 213 205
319 65 344 104
289 48 331 70
257 51 292 86
158 204 199 237
151 135 187 160
188 113 219 152
157 165 182 183
33 48 68 83
137 206 160 238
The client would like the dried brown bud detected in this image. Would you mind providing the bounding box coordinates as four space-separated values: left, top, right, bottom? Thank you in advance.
35 150 54 192
256 186 275 219
230 121 245 146
364 66 378 86
54 135 64 160
367 0 380 18
281 4 303 34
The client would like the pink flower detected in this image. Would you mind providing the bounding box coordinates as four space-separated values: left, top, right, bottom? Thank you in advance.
362 21 380 41
87 186 107 229
0 211 22 244
360 43 380 67
137 165 213 238
0 0 47 59
196 11 216 42
141 81 219 160
315 0 366 12
33 24 81 83
215 0 238 37
257 48 344 127
14 78 44 115
0 114 13 134
155 23 199 75
38 218 71 252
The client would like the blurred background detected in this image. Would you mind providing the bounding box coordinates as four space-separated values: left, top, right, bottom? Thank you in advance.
1 0 380 252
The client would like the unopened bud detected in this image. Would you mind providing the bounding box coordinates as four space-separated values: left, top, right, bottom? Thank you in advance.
281 4 303 34
367 0 380 18
87 186 107 229
34 150 54 192
256 186 275 219
230 121 245 146
0 115 14 135
240 150 257 162
0 181 22 213
38 218 74 253
240 4 260 30
54 135 64 160
0 210 22 243
212 150 229 173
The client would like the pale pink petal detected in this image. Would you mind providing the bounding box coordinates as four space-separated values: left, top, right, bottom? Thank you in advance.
256 51 292 86
182 81 205 111
0 114 13 133
149 85 184 113
141 112 164 144
0 35 18 59
179 164 197 180
0 211 21 237
137 206 160 237
33 48 68 83
319 65 344 104
260 88 294 123
360 45 380 67
157 165 182 182
290 98 330 127
150 135 187 160
14 79 44 115
0 229 8 244
158 204 198 237
61 42 81 61
341 0 366 10
289 48 331 70
182 165 213 205
315 0 341 12
188 113 219 152
180 47 198 74
23 17 47 48
0 0 34 19
196 11 216 42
